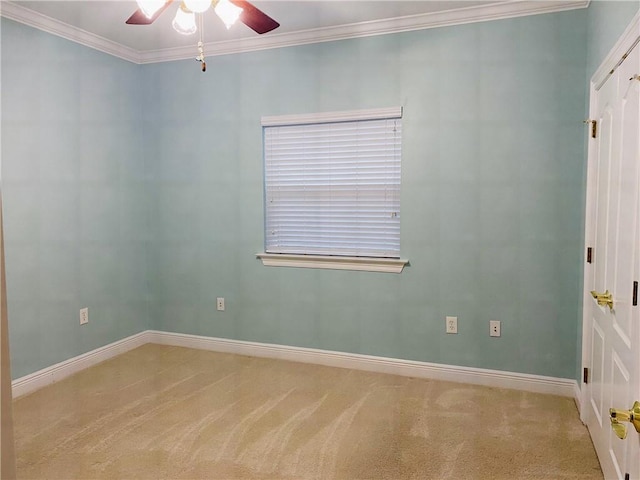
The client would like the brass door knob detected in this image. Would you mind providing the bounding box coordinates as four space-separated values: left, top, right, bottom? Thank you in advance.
590 290 614 309
609 401 640 439
610 417 627 439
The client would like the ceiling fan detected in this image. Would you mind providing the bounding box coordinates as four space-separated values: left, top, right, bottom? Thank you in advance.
126 0 280 71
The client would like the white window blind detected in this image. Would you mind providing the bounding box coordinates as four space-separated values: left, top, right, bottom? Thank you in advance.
263 108 402 259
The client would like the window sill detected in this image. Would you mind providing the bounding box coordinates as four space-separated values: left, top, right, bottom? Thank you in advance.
256 253 409 273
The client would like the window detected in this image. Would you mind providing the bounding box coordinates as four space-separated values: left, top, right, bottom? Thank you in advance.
258 107 407 273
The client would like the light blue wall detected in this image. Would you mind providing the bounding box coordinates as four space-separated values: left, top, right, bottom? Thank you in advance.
143 9 588 379
4 6 614 381
1 18 152 378
586 0 640 78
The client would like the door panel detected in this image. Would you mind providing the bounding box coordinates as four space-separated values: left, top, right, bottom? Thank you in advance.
591 320 605 425
594 102 613 293
614 73 640 344
610 352 629 477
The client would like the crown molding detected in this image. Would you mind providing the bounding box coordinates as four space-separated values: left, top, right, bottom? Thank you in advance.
0 1 141 63
2 0 589 65
139 0 590 63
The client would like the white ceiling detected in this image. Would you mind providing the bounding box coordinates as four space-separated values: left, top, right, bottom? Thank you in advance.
1 0 589 63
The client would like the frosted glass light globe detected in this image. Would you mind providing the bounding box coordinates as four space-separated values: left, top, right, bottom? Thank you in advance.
215 0 243 29
183 0 211 13
173 7 197 35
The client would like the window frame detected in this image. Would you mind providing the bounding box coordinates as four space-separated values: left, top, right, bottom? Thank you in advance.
257 107 408 273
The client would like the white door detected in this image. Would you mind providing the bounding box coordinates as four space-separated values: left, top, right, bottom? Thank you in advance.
583 29 640 480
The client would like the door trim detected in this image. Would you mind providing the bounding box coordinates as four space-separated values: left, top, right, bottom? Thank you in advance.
579 10 640 422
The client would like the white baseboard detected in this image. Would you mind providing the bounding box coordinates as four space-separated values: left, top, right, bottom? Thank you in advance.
147 330 578 398
13 329 578 399
11 331 149 398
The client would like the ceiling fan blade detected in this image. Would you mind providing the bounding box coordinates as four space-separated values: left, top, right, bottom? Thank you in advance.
230 0 280 34
126 0 174 25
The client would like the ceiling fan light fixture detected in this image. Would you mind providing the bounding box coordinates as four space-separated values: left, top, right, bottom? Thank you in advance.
183 0 212 13
172 5 197 35
136 0 167 19
214 0 243 29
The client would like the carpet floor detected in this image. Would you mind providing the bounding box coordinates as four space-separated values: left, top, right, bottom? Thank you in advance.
13 343 603 479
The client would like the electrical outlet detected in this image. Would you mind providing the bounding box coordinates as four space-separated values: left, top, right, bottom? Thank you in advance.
490 320 501 337
80 307 88 325
216 297 225 311
446 316 458 334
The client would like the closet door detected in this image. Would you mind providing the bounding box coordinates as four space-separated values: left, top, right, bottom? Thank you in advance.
583 35 640 480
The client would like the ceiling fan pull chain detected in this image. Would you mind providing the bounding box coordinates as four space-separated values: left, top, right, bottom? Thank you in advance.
200 14 206 72
194 14 206 72
196 41 206 72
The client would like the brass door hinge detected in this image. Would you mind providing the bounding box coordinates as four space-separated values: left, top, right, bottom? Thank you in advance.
584 119 597 138
583 367 589 384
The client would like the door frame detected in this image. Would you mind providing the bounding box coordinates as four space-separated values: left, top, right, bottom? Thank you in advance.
580 11 640 419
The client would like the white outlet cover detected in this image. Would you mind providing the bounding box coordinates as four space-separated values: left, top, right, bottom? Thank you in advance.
446 316 458 334
80 307 88 325
490 320 501 337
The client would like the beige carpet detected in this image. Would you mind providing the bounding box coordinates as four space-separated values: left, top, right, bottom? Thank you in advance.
13 344 602 479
